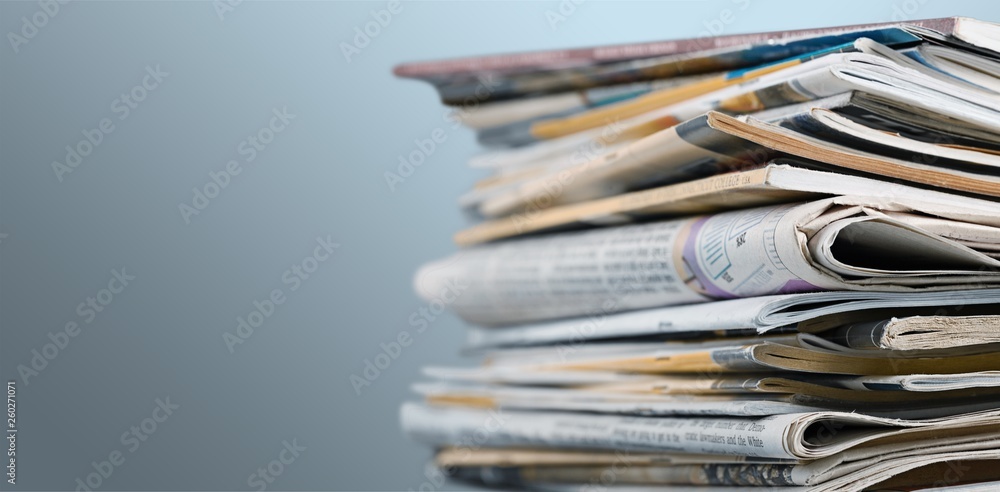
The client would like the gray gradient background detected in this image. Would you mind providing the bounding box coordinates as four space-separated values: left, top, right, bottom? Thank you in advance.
1 0 998 490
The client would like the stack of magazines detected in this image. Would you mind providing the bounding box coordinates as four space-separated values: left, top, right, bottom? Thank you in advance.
396 17 1000 491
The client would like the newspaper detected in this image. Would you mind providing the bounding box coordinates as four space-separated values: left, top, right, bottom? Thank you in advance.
508 34 1000 144
399 18 1000 492
432 447 796 467
498 337 1000 377
471 41 1000 217
415 388 1000 420
421 368 1000 404
400 402 1000 460
475 74 719 146
416 196 1000 326
802 312 1000 351
442 446 1000 491
915 480 1000 492
412 382 825 417
401 23 944 104
463 288 1000 349
848 372 1000 392
455 163 1000 246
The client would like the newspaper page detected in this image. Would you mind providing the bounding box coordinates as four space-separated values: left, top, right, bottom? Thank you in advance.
417 197 1000 326
478 46 1000 217
412 382 822 417
464 289 1000 349
442 445 1000 489
401 402 801 459
401 403 1000 461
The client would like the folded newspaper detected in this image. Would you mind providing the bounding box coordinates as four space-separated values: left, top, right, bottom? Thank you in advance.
418 196 1000 326
395 16 1000 492
463 289 1000 348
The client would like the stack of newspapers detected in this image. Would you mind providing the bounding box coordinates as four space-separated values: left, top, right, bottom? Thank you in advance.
396 17 1000 491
